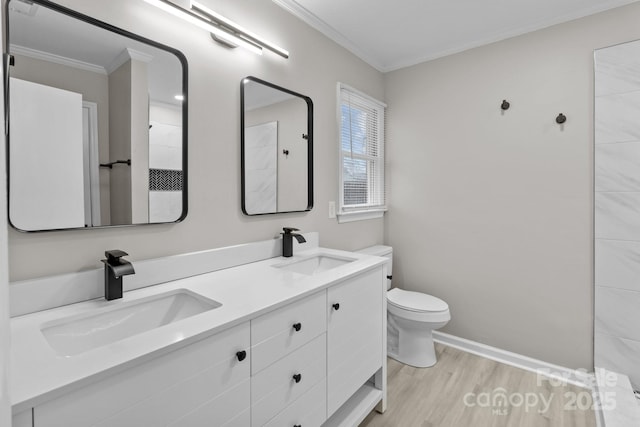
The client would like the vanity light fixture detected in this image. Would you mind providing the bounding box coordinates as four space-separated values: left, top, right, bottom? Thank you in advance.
190 1 289 58
144 0 289 59
143 0 262 55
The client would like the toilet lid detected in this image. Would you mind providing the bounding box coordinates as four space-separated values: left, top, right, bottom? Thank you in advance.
387 288 448 312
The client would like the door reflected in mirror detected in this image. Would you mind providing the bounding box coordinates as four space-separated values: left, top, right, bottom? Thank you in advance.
6 0 188 231
241 77 313 215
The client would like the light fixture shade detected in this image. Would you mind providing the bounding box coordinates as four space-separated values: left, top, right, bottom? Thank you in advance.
143 0 263 55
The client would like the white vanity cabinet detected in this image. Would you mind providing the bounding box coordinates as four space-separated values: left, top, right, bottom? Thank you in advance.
326 268 385 419
12 254 387 427
32 322 251 427
249 267 386 426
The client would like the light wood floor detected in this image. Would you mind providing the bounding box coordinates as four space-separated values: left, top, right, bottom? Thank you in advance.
361 344 597 427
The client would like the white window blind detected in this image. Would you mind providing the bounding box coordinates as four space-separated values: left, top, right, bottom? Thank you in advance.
338 83 386 220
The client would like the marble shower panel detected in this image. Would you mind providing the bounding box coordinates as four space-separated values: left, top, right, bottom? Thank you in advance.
244 121 278 214
594 40 640 391
595 141 640 191
596 239 640 292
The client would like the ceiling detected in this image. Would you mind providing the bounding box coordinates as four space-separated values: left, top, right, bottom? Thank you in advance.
274 0 640 72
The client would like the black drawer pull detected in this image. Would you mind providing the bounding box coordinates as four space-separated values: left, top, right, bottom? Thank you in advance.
236 350 247 362
292 373 302 383
292 322 302 332
294 425 301 427
332 303 340 311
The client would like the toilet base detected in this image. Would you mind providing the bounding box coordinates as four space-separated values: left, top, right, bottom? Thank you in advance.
388 330 437 368
387 313 446 368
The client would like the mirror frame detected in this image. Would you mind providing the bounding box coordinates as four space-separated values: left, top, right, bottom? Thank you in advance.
4 0 189 232
240 76 313 216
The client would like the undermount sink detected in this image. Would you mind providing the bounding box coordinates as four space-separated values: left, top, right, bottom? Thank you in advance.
274 253 356 276
41 289 221 357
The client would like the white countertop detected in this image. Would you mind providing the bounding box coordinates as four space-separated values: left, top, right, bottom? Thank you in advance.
10 247 386 413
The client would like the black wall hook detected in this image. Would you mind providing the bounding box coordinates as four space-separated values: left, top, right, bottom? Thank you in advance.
556 113 567 124
501 100 510 110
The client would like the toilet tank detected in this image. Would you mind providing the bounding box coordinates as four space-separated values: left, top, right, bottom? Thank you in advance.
356 245 392 290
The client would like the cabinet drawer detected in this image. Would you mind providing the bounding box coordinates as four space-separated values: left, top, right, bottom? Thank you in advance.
251 290 326 374
263 379 327 427
252 334 326 427
35 322 250 427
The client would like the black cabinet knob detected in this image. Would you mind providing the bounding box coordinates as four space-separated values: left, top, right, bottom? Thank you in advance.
292 322 302 332
294 425 301 427
236 350 247 362
292 373 302 383
332 303 340 311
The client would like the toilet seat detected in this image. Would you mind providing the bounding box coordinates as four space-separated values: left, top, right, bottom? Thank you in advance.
387 288 448 313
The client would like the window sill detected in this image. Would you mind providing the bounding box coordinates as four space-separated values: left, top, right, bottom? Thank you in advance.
337 209 385 223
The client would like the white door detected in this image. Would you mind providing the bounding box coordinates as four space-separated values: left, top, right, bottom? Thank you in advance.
9 78 85 230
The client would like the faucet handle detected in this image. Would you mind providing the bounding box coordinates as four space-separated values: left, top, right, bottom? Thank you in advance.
282 227 300 234
105 249 129 263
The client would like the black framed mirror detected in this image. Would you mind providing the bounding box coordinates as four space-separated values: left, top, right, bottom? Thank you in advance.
5 0 188 231
241 76 313 215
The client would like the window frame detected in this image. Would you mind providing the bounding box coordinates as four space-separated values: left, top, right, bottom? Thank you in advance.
337 82 387 223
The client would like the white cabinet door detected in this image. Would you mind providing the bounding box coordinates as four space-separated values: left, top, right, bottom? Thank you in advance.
327 268 384 417
168 379 250 427
35 322 250 427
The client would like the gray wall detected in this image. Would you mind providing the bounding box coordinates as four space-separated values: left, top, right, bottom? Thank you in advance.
108 61 134 225
7 0 384 280
108 56 151 225
384 2 640 369
130 58 150 224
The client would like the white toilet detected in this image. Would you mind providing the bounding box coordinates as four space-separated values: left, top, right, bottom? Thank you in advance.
357 245 451 368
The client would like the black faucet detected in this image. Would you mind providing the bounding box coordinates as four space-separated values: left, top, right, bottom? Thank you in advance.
101 250 135 301
281 227 306 257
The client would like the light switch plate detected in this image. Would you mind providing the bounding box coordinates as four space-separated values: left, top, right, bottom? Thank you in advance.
328 201 336 219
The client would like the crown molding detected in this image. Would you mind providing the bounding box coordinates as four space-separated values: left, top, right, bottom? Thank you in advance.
273 0 640 73
10 44 107 75
272 0 386 71
106 48 154 75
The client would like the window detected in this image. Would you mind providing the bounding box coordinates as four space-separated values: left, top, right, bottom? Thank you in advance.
338 83 386 222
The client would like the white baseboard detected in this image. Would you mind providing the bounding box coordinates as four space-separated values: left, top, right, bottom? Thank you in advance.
433 331 594 389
